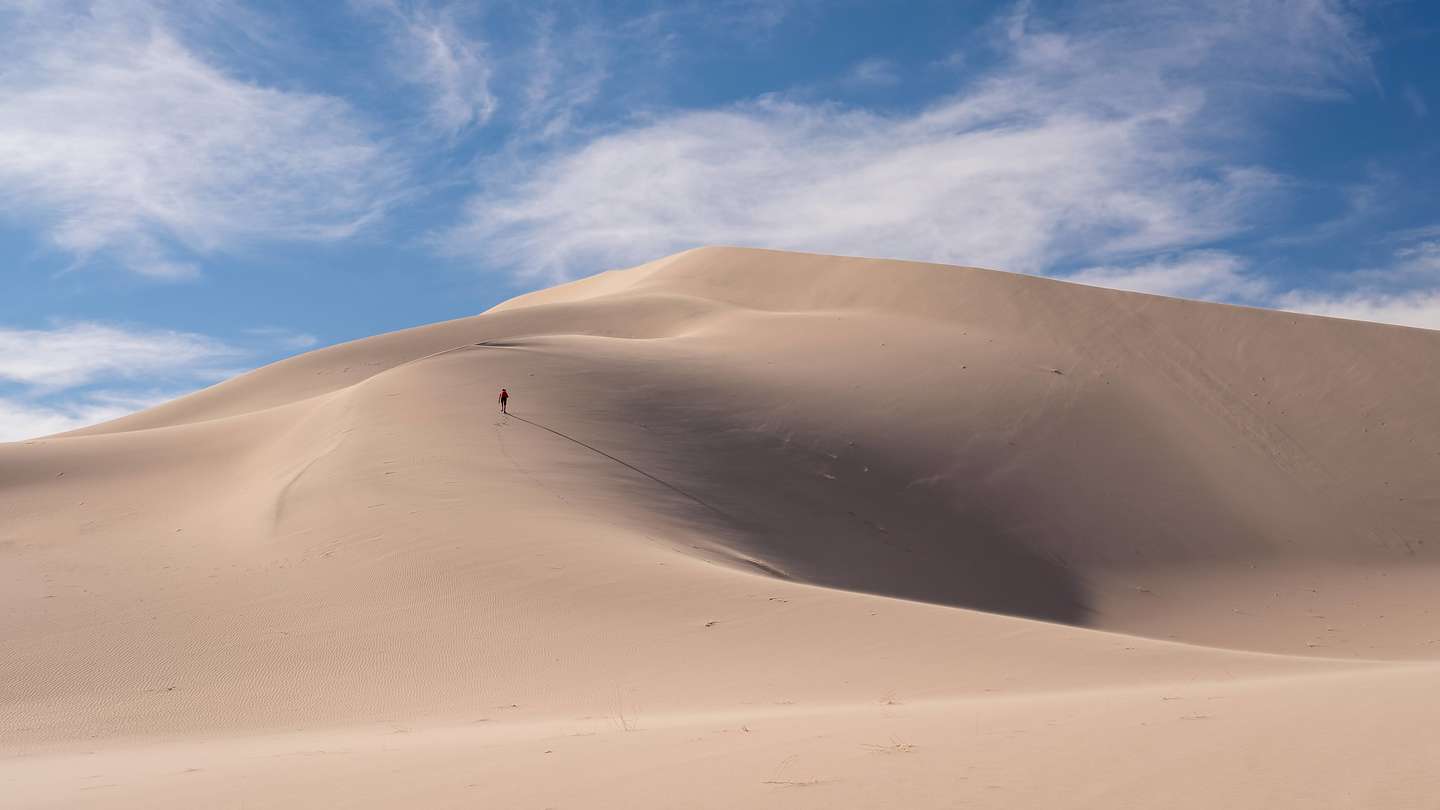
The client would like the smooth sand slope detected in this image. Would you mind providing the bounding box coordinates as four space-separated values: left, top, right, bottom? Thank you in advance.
3 247 1439 808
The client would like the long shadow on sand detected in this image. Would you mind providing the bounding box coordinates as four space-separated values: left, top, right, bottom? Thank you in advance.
510 411 1089 626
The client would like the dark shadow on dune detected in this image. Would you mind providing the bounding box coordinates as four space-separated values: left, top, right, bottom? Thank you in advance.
511 410 1089 625
673 422 1091 625
507 414 732 520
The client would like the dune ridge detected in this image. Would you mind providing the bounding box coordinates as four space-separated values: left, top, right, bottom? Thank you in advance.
4 247 1439 808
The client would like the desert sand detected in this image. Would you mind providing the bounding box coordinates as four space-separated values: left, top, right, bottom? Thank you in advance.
3 246 1439 808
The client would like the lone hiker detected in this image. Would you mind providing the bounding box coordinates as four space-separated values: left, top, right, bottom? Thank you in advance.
498 388 509 414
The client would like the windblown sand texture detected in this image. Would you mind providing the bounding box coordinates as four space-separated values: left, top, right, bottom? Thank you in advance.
4 247 1440 808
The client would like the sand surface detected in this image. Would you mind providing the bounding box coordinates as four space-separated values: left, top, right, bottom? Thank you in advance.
4 247 1439 807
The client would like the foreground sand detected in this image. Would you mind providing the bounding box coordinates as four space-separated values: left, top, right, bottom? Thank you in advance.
3 247 1439 807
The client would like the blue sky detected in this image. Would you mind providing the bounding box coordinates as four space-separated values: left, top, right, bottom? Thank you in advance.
1 0 1437 439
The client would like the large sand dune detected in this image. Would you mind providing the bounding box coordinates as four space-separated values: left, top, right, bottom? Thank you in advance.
4 247 1439 807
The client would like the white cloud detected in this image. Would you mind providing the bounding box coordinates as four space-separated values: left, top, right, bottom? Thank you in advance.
0 321 244 440
448 98 1277 280
1403 85 1428 118
1309 238 1440 290
1068 251 1269 301
0 390 179 442
0 396 133 442
442 0 1366 280
1384 239 1440 279
845 57 899 87
510 11 609 142
0 322 241 391
0 320 335 440
1066 238 1440 332
359 0 496 136
1389 223 1440 243
0 1 399 277
1278 289 1440 331
1274 239 1440 331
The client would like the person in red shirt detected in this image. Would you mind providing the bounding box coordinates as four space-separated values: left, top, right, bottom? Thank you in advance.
498 388 509 413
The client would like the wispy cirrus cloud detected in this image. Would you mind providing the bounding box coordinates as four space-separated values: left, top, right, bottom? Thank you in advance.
0 391 179 442
512 11 610 142
1278 289 1440 330
0 0 400 278
0 322 242 392
354 0 496 137
0 320 332 440
1276 238 1440 330
843 57 899 88
446 98 1279 280
1069 237 1440 331
440 0 1368 281
1403 85 1429 118
1068 251 1270 301
0 321 245 440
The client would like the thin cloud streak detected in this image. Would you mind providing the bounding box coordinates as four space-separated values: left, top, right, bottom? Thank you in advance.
0 322 242 391
514 11 609 142
0 390 178 442
356 0 497 137
0 1 400 277
441 0 1367 281
1275 238 1440 330
1278 289 1440 331
0 318 336 440
1070 239 1440 331
1068 251 1270 301
0 320 247 440
844 57 899 87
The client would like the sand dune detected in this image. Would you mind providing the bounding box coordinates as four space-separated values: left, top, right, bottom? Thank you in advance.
4 247 1439 808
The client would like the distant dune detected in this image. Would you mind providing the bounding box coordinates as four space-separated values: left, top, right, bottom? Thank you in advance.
5 247 1439 808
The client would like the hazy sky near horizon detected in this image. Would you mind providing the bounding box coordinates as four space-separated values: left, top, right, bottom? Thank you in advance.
1 0 1438 439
